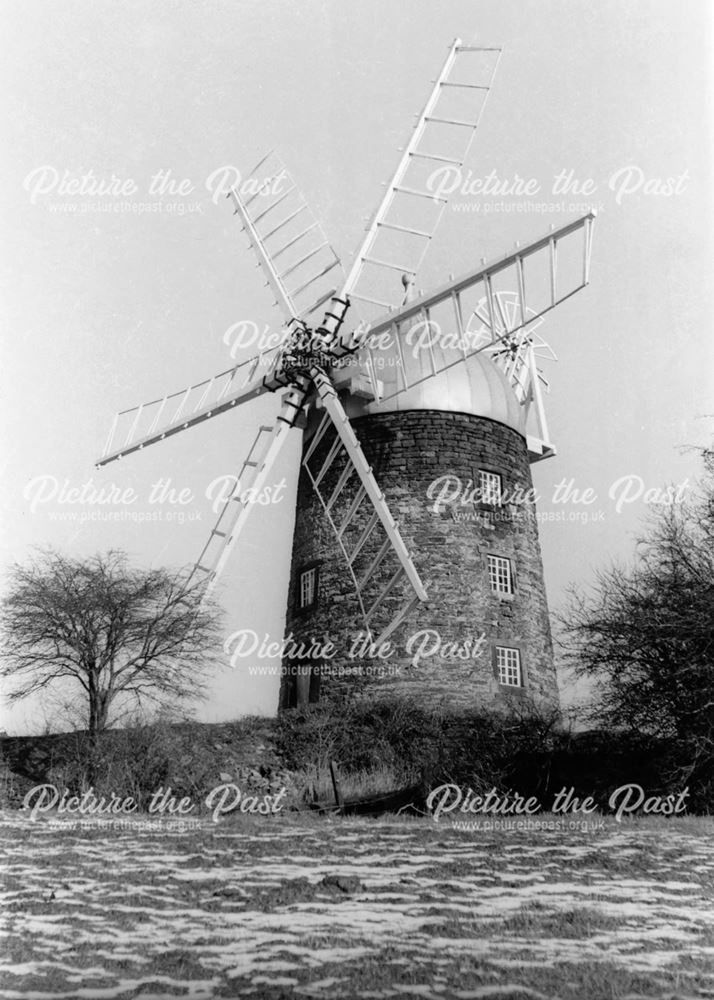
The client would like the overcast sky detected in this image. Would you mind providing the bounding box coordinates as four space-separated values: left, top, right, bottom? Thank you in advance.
2 0 712 733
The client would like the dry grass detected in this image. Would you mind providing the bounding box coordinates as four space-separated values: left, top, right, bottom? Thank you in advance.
296 762 413 805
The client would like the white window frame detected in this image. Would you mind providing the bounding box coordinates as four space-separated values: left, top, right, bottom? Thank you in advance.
479 469 502 505
299 566 317 609
496 646 522 687
488 554 513 595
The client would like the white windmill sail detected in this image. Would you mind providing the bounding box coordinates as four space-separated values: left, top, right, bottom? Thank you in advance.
303 371 428 647
349 212 596 406
228 151 346 330
185 378 311 593
98 345 285 466
337 38 502 331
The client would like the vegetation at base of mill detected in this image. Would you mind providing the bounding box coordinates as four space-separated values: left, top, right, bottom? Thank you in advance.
274 693 560 800
2 693 712 814
275 695 714 812
0 715 299 813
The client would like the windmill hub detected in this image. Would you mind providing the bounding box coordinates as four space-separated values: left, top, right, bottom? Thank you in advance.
279 323 336 382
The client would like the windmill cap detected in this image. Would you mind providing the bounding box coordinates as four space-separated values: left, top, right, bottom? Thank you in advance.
345 351 526 436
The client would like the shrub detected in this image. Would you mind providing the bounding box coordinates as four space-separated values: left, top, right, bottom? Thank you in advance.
9 715 299 813
274 694 562 802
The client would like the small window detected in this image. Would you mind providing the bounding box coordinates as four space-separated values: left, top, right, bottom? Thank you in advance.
496 646 522 687
488 554 513 595
479 469 502 505
298 566 318 610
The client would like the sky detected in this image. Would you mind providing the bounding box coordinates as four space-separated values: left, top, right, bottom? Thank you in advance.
1 0 712 733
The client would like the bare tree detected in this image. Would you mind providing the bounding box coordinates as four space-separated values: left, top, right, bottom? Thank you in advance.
0 549 223 741
558 448 714 758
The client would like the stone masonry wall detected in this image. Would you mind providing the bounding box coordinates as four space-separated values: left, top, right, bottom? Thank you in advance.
279 410 559 716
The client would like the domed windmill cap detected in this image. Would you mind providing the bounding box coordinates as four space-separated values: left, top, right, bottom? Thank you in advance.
347 351 526 437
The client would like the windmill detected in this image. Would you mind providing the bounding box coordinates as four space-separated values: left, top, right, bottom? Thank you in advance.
98 39 595 713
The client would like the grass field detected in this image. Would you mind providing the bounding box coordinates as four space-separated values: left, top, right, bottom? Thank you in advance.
2 810 713 999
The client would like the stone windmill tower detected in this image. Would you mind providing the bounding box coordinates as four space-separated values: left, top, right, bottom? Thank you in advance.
97 39 595 718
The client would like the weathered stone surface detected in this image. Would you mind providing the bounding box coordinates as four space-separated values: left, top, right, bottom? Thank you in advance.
280 411 559 715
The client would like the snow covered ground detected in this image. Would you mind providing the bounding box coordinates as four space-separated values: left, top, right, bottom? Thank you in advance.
2 811 713 999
